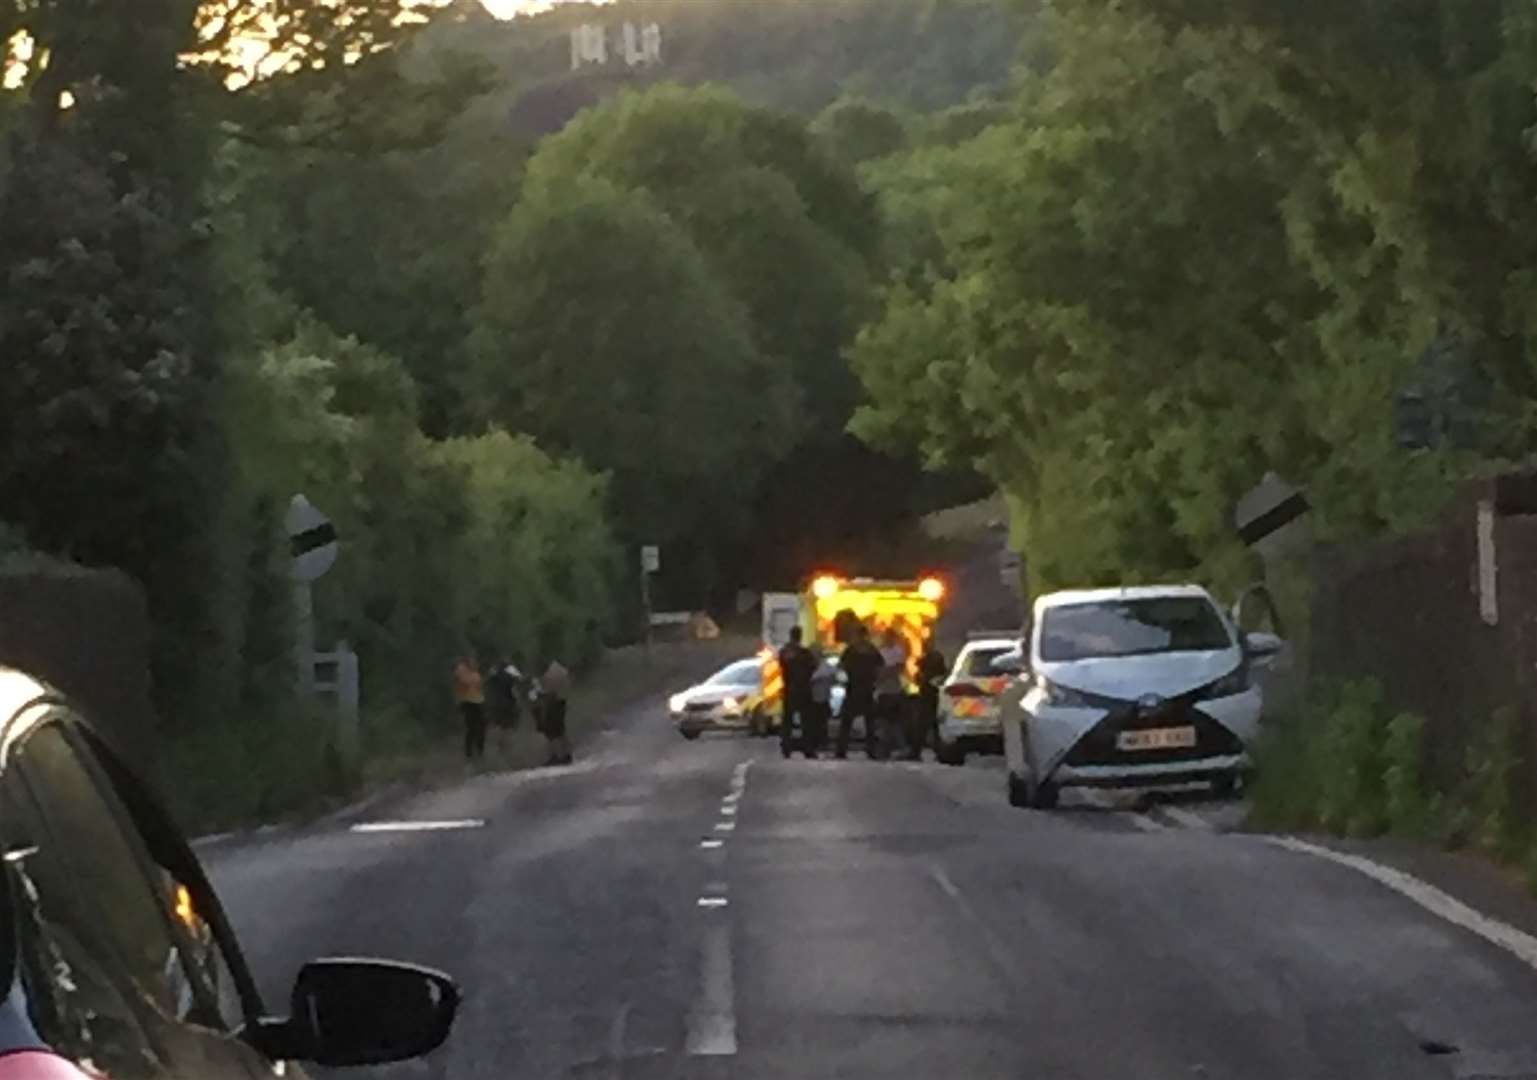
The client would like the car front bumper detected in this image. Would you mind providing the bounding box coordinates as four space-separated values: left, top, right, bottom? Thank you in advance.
1016 686 1261 789
674 711 749 734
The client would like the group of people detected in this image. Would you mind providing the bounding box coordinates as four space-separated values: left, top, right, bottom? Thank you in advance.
775 622 947 761
451 655 574 767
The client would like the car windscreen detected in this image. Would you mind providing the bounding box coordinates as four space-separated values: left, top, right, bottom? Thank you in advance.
1038 598 1231 662
705 660 762 688
960 647 1012 677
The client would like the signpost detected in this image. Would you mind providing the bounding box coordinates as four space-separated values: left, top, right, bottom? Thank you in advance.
286 495 358 766
286 495 337 691
639 545 660 655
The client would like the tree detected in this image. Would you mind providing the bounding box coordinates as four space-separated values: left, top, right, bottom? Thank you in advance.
811 98 910 165
469 177 790 602
526 85 877 433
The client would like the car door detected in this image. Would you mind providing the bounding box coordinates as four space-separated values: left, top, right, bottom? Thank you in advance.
0 711 275 1079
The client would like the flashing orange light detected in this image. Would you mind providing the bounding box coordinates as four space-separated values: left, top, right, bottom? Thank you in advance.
918 577 946 603
174 884 196 929
811 575 841 600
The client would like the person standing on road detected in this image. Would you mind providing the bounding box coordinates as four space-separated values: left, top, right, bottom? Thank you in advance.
808 651 835 758
836 624 883 760
453 656 487 761
875 627 909 762
911 639 948 761
536 658 574 766
778 626 817 759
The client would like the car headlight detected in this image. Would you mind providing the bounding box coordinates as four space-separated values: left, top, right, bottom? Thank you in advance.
1200 665 1250 700
1038 678 1100 709
669 694 687 714
721 697 742 715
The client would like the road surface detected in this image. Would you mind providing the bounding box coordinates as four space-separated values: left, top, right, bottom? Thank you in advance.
207 690 1537 1079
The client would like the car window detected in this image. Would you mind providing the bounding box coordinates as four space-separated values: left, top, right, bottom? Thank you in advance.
706 660 762 688
1039 598 1232 662
960 647 1011 678
0 719 232 1073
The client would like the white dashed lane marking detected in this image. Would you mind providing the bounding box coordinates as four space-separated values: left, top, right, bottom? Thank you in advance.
350 819 485 833
686 759 749 1057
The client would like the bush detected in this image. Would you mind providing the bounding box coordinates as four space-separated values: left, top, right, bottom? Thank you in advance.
1249 679 1431 840
1382 712 1431 838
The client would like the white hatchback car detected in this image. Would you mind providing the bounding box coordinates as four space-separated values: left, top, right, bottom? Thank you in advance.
1002 585 1280 809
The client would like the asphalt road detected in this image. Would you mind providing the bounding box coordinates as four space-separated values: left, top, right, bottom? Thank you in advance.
206 692 1537 1080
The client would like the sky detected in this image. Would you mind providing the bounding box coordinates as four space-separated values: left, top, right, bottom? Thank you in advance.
482 0 605 18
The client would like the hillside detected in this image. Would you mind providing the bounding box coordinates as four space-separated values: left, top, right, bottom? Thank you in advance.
413 0 1029 138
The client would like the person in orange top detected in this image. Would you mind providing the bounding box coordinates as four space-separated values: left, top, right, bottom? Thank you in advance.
452 656 487 761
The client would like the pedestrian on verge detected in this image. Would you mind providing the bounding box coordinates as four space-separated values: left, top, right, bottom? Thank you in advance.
778 626 817 759
485 657 523 757
452 656 487 761
912 638 948 761
875 627 909 761
536 658 573 766
836 624 883 760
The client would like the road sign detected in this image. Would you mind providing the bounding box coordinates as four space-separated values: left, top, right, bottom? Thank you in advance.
1235 474 1310 559
641 545 660 574
286 494 338 583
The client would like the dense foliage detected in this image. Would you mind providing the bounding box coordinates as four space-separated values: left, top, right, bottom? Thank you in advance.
851 0 1537 593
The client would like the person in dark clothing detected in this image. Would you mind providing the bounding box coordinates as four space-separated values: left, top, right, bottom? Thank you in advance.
836 625 884 759
778 627 818 759
910 640 948 761
485 658 523 757
536 659 573 766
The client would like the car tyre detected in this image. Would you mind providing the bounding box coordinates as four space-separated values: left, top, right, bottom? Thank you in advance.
680 729 701 741
937 742 965 767
1007 771 1031 808
1031 779 1060 810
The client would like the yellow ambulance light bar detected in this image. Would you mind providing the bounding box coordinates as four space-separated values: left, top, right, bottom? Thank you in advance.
806 575 947 624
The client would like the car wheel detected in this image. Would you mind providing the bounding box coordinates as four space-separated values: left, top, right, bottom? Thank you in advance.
937 742 965 767
680 729 701 741
1032 779 1060 810
1007 771 1031 808
750 708 770 738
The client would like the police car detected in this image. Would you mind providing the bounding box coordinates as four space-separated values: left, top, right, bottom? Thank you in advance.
934 635 1017 765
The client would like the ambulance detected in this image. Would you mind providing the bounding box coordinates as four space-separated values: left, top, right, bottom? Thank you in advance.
760 573 948 725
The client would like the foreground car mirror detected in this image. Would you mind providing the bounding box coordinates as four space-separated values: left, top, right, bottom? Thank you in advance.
259 959 458 1067
1243 631 1285 658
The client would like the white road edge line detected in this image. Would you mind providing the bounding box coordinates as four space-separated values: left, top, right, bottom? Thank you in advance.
1128 814 1166 833
1158 806 1214 831
1266 835 1537 972
685 921 737 1056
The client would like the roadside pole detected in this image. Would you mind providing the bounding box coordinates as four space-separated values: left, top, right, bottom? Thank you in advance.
640 544 660 660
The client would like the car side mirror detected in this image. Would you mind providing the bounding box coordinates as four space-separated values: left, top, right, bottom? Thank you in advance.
259 959 459 1067
1243 631 1285 658
992 648 1030 676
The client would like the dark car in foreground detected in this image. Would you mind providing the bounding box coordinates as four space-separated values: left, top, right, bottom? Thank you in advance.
0 666 459 1079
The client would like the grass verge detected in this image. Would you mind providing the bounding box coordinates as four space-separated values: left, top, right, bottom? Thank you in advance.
170 636 752 834
1249 678 1537 892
